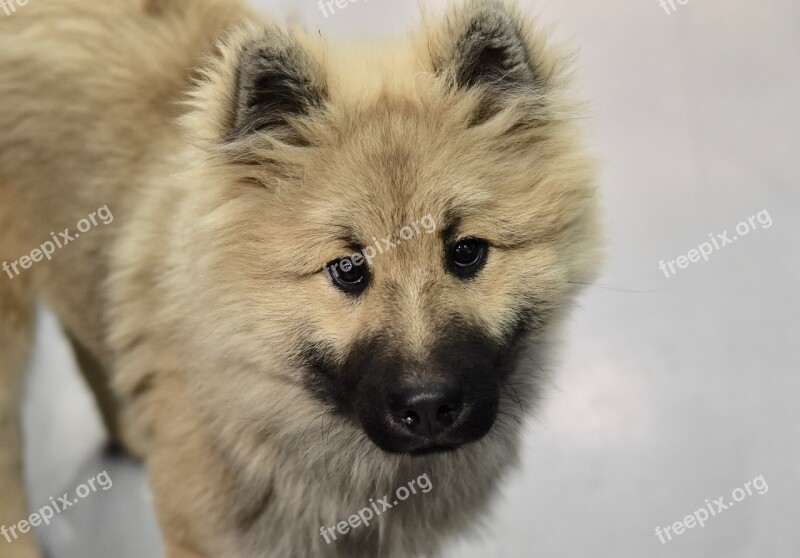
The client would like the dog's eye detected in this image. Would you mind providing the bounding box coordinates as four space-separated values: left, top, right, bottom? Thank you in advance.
325 256 370 295
448 238 488 278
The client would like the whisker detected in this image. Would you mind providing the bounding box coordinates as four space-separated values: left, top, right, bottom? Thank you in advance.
502 381 525 417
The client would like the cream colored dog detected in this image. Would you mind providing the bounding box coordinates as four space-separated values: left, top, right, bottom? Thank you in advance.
0 0 600 556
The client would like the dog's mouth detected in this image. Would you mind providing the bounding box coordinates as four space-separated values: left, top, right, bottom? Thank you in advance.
356 384 500 455
408 444 461 456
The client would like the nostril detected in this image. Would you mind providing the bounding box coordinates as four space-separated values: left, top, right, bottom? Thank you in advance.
400 410 421 427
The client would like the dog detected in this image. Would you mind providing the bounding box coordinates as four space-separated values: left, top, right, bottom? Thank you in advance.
0 0 601 556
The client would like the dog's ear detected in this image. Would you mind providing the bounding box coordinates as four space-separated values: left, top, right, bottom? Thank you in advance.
429 1 549 120
230 29 327 144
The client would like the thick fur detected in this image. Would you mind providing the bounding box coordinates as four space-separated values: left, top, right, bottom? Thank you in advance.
0 0 601 557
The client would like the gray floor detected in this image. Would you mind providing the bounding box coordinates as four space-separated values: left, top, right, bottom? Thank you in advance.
22 0 800 556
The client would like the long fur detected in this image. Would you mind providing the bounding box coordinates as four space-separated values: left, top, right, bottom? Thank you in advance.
0 1 601 556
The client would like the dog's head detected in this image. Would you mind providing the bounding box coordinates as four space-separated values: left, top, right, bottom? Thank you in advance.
176 0 600 459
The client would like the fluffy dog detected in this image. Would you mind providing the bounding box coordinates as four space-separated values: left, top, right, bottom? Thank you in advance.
0 0 601 556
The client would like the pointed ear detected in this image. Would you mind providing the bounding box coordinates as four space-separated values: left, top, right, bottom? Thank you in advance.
230 29 328 144
429 1 547 107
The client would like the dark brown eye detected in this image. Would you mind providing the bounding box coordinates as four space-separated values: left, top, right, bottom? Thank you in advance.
325 256 369 295
448 238 488 278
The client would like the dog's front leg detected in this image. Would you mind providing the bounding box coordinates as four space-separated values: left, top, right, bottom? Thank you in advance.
148 424 218 558
144 373 240 558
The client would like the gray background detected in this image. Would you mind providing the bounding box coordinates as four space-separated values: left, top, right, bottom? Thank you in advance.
22 0 800 556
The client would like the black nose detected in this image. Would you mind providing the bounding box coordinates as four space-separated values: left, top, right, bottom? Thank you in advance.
390 383 463 438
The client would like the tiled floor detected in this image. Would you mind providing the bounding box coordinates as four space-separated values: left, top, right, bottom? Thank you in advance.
22 0 800 557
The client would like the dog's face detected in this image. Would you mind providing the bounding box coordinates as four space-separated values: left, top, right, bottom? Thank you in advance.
177 1 600 460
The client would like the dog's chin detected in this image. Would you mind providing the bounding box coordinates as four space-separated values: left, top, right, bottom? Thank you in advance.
408 444 462 457
360 416 497 456
375 439 468 457
367 437 463 456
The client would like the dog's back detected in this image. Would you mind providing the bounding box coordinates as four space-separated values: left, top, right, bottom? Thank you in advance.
0 3 250 555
